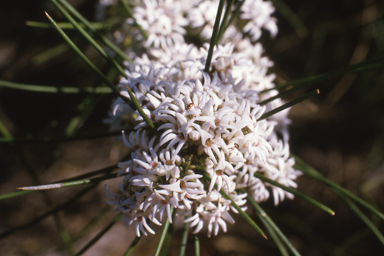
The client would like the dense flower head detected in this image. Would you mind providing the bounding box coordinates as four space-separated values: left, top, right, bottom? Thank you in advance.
103 0 301 237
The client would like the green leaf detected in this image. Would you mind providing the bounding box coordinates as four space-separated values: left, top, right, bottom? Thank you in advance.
258 89 320 120
0 165 116 201
0 183 98 239
0 79 113 93
50 0 127 78
17 172 120 191
123 236 141 256
26 20 111 29
241 189 301 256
74 213 122 256
262 55 384 94
253 172 335 215
293 154 384 221
179 222 189 256
0 130 121 144
216 0 235 45
271 0 308 39
204 0 226 73
118 0 148 38
202 172 267 239
154 206 174 256
194 234 200 256
55 0 132 63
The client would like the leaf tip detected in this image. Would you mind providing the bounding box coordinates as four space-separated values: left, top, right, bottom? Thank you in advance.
44 11 50 18
263 234 268 240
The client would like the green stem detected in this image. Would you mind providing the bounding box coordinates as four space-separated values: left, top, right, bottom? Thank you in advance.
293 154 384 222
26 21 110 29
126 86 155 129
47 12 155 128
0 165 117 201
118 0 148 38
45 12 123 98
179 222 189 256
241 189 301 256
0 79 113 93
0 183 97 239
55 0 132 62
216 0 235 45
124 236 141 256
0 119 12 139
253 172 334 215
0 130 121 144
204 0 226 73
270 0 308 39
194 234 200 256
225 0 245 30
338 193 384 246
202 172 267 239
17 172 120 191
50 0 128 78
154 206 174 256
258 89 319 120
262 55 384 94
74 214 123 256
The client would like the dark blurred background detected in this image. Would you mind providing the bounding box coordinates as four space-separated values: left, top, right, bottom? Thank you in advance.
0 0 383 255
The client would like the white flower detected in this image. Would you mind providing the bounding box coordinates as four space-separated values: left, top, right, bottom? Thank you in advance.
241 0 278 41
134 0 188 48
103 0 301 238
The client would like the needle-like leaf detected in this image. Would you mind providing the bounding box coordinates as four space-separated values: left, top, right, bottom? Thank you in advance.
0 79 113 93
202 172 267 239
124 236 141 256
0 130 121 144
118 0 148 38
154 206 174 256
262 55 384 94
241 189 301 256
179 222 189 256
74 213 123 256
55 0 132 63
253 172 335 215
205 0 226 73
258 89 319 120
26 21 110 29
216 0 235 45
17 172 120 191
194 234 200 256
0 183 97 239
45 12 154 128
50 0 127 78
293 155 384 222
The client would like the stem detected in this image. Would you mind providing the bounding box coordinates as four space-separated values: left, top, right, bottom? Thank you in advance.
253 172 335 215
204 0 226 73
202 172 267 239
216 0 235 44
258 89 319 120
118 0 148 38
0 80 113 93
74 214 122 256
154 206 174 256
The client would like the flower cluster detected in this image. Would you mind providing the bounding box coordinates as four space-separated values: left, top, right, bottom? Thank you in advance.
103 0 301 237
